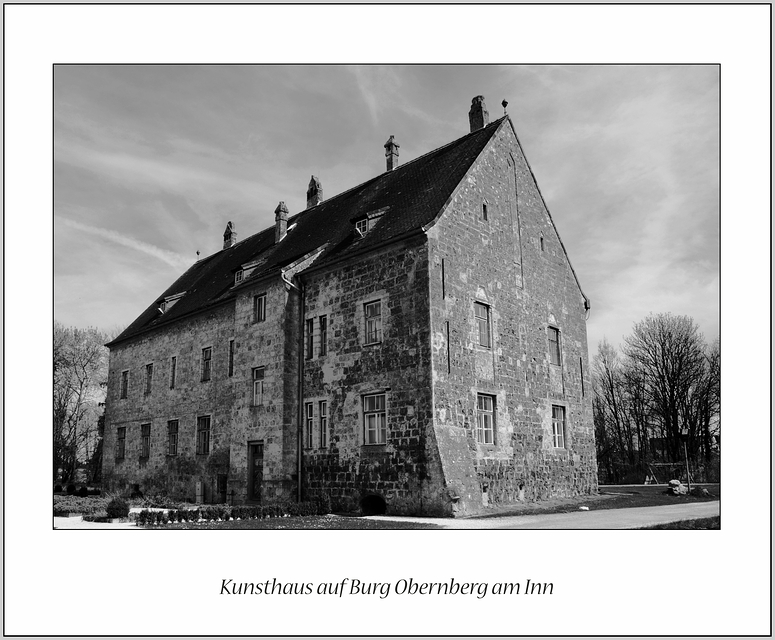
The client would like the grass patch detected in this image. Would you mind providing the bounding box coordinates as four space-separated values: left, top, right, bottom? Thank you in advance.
639 516 720 530
155 514 440 530
472 484 719 519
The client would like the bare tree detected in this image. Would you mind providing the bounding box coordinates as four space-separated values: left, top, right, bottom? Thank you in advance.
593 314 719 483
53 323 110 484
623 313 712 463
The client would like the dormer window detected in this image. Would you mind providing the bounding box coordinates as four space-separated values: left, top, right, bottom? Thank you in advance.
159 291 186 314
235 269 244 285
356 219 369 236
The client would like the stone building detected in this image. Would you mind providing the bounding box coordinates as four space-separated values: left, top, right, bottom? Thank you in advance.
102 96 597 516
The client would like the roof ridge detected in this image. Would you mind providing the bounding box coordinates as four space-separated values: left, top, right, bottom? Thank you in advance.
214 120 504 256
227 117 508 246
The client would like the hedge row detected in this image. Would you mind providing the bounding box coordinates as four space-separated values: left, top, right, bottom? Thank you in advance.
54 495 112 516
137 499 330 526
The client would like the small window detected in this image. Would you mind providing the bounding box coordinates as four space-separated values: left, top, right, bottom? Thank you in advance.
253 294 266 323
305 402 314 449
169 357 177 389
115 426 126 460
476 394 495 444
552 405 566 448
120 371 129 399
474 302 491 348
140 423 151 458
235 269 244 285
319 401 328 448
160 300 167 313
196 415 211 455
482 202 488 221
228 340 235 377
355 219 369 236
167 420 179 456
319 316 328 356
540 235 545 251
363 393 387 445
305 318 314 360
364 300 382 344
201 347 212 382
580 357 585 397
548 327 561 366
252 367 264 406
144 363 153 396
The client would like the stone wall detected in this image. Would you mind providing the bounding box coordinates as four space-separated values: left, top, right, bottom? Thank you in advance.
299 236 447 514
426 120 598 515
103 276 300 505
103 304 237 502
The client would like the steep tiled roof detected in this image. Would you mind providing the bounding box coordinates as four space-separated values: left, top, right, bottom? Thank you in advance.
109 118 505 346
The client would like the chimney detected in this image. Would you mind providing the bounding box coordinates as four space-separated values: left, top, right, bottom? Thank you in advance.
384 135 400 171
223 221 237 250
306 175 323 209
274 201 289 243
468 95 489 132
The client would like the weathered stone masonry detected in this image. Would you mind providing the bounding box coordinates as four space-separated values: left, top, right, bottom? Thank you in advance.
426 122 596 515
103 98 597 516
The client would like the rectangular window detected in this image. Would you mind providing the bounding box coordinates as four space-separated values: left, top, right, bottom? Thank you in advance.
474 302 491 348
169 357 177 389
228 340 235 377
305 402 314 448
579 357 585 397
319 401 328 448
548 327 561 366
201 347 212 382
482 202 488 220
120 371 129 399
441 258 446 299
319 316 328 356
115 427 126 460
196 415 211 455
552 405 566 448
140 423 151 458
476 394 495 444
305 318 314 360
144 363 153 395
253 293 266 323
364 300 382 344
356 218 369 236
167 420 179 456
252 367 264 406
363 393 387 445
235 269 243 284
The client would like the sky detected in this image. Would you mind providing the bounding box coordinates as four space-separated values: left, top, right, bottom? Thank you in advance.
53 64 720 353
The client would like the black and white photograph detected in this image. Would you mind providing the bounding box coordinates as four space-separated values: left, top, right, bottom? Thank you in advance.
4 4 771 637
52 63 720 528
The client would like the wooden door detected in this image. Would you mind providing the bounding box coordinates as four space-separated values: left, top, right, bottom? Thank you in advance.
248 442 264 502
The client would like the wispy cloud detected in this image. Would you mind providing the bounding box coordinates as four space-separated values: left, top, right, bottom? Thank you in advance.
56 215 192 269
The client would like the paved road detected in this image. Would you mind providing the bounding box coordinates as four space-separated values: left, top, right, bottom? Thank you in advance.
54 501 719 530
366 501 720 529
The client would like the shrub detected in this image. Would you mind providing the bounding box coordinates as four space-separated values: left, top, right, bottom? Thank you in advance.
54 484 63 493
77 487 89 498
66 484 76 495
136 510 150 526
316 493 332 515
106 497 130 519
159 511 169 525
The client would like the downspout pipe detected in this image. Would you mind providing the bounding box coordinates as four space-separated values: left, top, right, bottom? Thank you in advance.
282 270 305 503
